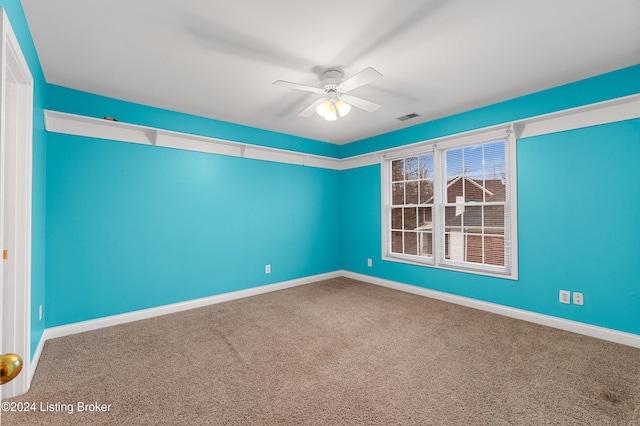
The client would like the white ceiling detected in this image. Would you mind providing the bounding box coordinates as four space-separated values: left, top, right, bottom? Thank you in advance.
21 0 640 145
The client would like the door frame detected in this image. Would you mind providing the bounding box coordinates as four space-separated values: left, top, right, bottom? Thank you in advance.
0 7 34 399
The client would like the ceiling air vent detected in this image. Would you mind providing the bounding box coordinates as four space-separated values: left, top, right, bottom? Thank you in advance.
396 113 421 122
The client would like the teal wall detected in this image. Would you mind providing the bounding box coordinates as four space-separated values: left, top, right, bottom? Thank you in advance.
0 0 46 358
45 132 340 326
340 119 640 335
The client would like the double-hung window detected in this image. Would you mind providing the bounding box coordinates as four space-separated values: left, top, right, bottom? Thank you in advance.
382 127 518 279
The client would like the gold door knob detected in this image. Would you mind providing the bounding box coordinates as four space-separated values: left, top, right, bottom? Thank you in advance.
1 353 23 385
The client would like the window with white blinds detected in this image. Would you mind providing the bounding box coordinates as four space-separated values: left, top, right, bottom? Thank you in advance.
382 128 518 279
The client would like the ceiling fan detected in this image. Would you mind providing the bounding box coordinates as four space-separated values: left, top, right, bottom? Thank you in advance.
273 67 382 121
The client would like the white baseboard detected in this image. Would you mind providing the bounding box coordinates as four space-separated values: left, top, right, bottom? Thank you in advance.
29 269 639 384
28 331 46 387
341 271 640 348
27 272 337 393
43 271 341 341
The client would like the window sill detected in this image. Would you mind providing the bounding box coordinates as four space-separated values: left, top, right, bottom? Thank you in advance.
382 253 518 281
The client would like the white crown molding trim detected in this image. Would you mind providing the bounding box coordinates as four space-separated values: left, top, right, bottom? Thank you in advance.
518 94 640 139
341 271 640 348
44 110 344 170
43 271 341 341
348 93 640 169
43 94 639 171
336 152 380 171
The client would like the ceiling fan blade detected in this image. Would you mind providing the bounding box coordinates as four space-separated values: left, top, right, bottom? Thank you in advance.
341 94 381 113
338 67 383 93
298 98 324 117
273 80 324 94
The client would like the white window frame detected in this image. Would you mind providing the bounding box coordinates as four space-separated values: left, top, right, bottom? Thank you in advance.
381 126 518 280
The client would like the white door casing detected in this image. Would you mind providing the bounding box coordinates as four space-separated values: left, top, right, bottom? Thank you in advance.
0 7 34 399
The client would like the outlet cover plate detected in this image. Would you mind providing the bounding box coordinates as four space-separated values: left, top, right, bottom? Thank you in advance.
573 292 584 305
559 290 571 304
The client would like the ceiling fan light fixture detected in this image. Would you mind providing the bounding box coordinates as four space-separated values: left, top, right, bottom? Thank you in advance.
316 98 350 120
335 100 351 117
324 104 337 121
316 100 332 117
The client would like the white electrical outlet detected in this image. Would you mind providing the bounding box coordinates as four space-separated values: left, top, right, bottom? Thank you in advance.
367 258 372 267
559 290 571 304
39 304 43 321
573 292 584 306
265 264 271 274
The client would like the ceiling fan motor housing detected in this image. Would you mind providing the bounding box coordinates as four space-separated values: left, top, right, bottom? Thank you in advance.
320 69 344 92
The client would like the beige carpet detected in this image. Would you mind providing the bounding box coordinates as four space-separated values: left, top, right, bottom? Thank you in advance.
3 277 640 425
